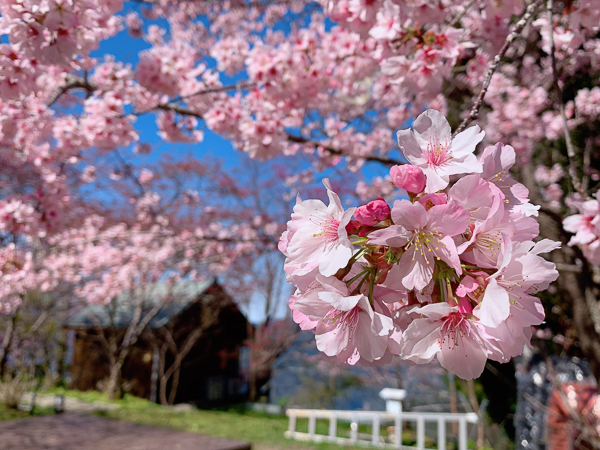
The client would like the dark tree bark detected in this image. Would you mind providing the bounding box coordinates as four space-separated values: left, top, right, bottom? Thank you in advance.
520 163 600 381
0 309 18 378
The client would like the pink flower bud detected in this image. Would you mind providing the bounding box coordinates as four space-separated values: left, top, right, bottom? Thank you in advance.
354 197 391 226
390 165 426 193
345 220 361 236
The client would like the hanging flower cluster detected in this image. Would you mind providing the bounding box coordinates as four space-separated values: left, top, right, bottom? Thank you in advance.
280 110 560 380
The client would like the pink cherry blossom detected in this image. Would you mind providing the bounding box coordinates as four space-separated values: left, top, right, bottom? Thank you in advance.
401 301 493 380
284 179 356 277
564 195 600 265
477 239 560 328
396 109 485 193
293 275 394 364
369 200 470 290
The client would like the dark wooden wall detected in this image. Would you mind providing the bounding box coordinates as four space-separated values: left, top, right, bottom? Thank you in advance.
67 285 248 404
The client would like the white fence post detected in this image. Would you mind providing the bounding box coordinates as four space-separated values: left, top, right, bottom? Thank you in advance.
329 413 337 442
394 414 402 448
416 416 425 450
284 408 478 449
458 416 468 450
437 417 446 450
308 414 316 438
288 410 297 437
350 414 358 443
372 414 380 446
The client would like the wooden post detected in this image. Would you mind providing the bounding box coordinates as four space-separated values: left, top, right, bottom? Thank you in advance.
437 418 446 450
372 414 380 446
416 416 425 450
328 413 337 442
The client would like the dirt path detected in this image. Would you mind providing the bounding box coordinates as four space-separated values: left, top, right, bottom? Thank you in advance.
0 413 251 450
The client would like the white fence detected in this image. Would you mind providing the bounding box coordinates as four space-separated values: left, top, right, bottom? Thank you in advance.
285 408 478 450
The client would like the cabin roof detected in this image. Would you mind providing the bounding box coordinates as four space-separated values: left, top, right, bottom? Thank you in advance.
64 278 218 329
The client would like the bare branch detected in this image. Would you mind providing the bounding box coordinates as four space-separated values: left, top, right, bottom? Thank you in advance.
47 74 95 107
170 82 255 103
454 0 544 136
285 133 405 166
555 262 583 273
547 0 584 195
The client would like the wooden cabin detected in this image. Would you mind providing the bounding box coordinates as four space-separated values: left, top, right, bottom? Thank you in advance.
64 279 248 405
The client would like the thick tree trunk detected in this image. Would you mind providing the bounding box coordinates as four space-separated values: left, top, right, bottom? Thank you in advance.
520 163 600 381
54 329 69 386
0 311 18 379
158 345 168 406
167 364 181 405
541 213 600 379
106 358 125 401
466 380 485 449
248 370 258 402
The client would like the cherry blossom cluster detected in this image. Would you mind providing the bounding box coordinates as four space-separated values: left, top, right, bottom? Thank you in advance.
0 0 123 67
281 110 559 379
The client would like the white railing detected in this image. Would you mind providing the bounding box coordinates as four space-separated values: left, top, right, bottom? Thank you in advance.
285 408 478 450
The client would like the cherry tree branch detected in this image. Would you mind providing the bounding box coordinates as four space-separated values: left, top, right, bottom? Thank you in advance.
169 82 255 103
131 0 299 9
47 74 95 107
453 0 544 136
285 133 404 166
151 102 406 166
445 0 477 30
547 0 584 196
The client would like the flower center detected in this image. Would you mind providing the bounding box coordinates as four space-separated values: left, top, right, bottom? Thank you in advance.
325 306 360 330
426 137 452 167
441 312 471 347
475 230 502 259
312 217 340 242
405 229 443 263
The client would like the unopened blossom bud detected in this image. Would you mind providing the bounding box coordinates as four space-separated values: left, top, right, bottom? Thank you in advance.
345 220 362 236
354 197 391 226
390 165 426 194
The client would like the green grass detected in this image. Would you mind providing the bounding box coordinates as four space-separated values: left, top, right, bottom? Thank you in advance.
99 399 357 449
43 387 116 404
0 404 55 421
